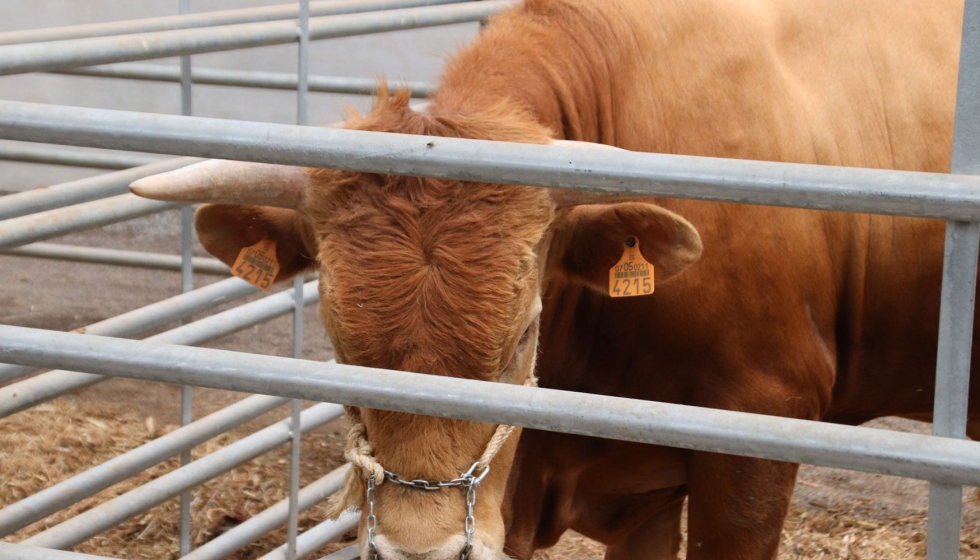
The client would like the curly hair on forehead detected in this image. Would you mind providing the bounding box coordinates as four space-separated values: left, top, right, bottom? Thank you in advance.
339 81 555 144
305 84 555 380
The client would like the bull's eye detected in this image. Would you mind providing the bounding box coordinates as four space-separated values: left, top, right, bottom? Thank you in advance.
502 318 538 376
516 316 539 352
518 324 532 348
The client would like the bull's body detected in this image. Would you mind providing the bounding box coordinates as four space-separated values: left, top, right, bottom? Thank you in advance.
461 0 975 557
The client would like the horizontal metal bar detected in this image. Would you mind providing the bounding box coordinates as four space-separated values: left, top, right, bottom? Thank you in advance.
0 1 513 76
0 157 195 221
1 364 39 387
0 193 177 250
53 64 435 98
0 394 287 536
0 276 256 385
259 511 360 560
183 464 349 560
0 543 115 560
0 141 165 169
22 402 344 549
2 243 230 275
0 0 467 46
2 325 980 487
0 281 317 417
318 544 360 560
1 102 979 220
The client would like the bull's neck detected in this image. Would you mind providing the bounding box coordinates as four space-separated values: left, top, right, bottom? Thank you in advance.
429 9 625 144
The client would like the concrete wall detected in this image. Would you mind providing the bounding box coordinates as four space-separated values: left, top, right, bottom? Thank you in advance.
0 1 479 191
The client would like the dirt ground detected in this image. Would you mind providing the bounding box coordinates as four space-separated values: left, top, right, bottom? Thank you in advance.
1 208 979 559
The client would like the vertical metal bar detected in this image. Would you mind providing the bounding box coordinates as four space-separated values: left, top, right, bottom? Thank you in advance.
927 221 979 560
287 2 310 559
178 383 194 555
932 233 978 442
178 1 194 557
292 278 304 361
286 397 303 560
296 2 309 129
927 3 980 559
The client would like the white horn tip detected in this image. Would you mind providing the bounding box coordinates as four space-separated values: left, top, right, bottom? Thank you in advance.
129 177 170 200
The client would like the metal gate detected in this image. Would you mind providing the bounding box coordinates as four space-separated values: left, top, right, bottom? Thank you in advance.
0 1 979 559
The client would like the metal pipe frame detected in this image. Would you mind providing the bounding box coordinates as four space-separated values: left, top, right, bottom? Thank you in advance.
177 3 195 552
53 64 436 99
0 0 468 46
0 276 255 385
924 3 980 559
2 101 980 221
0 1 514 76
0 543 116 560
183 465 349 560
0 157 196 221
0 243 230 276
259 512 360 560
2 325 979 487
926 220 978 560
319 544 360 560
0 141 165 169
0 2 975 557
0 281 318 417
0 394 288 536
288 6 312 557
0 192 177 250
21 403 345 549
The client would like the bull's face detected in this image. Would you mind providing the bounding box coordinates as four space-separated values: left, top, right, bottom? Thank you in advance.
130 94 702 560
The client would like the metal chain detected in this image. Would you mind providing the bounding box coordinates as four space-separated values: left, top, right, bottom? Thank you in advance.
461 482 477 560
365 463 489 560
366 475 379 560
383 461 489 490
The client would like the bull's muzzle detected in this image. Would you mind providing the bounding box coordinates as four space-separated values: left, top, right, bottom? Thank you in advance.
366 534 500 560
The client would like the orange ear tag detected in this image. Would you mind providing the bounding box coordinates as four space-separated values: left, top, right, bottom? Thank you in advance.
609 237 654 298
232 239 280 291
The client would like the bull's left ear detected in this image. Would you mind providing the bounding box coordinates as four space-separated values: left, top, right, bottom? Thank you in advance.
195 204 319 283
549 202 702 293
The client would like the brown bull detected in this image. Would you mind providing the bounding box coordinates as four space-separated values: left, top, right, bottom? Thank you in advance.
131 0 979 558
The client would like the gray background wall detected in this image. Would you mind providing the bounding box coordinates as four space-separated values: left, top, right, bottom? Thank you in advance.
0 1 479 191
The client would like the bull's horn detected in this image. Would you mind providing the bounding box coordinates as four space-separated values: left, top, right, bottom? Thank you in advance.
129 159 311 209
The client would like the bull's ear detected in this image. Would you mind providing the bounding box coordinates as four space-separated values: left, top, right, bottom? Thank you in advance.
549 202 702 293
195 204 318 283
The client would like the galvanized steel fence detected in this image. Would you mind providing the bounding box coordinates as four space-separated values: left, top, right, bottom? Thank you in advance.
0 1 488 559
0 1 978 560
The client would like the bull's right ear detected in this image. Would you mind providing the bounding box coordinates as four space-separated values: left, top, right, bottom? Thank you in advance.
195 204 318 283
548 201 702 294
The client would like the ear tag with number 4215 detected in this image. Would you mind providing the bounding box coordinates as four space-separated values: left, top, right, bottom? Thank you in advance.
609 237 654 298
232 239 280 291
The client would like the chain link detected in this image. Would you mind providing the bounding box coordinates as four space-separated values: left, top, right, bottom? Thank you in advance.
365 463 489 560
384 471 456 490
366 475 379 560
461 482 478 560
383 462 490 490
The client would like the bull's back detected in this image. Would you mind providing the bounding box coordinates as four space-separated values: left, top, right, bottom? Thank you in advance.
587 0 961 168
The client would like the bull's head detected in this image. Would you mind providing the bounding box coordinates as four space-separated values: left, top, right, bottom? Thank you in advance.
131 92 702 560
